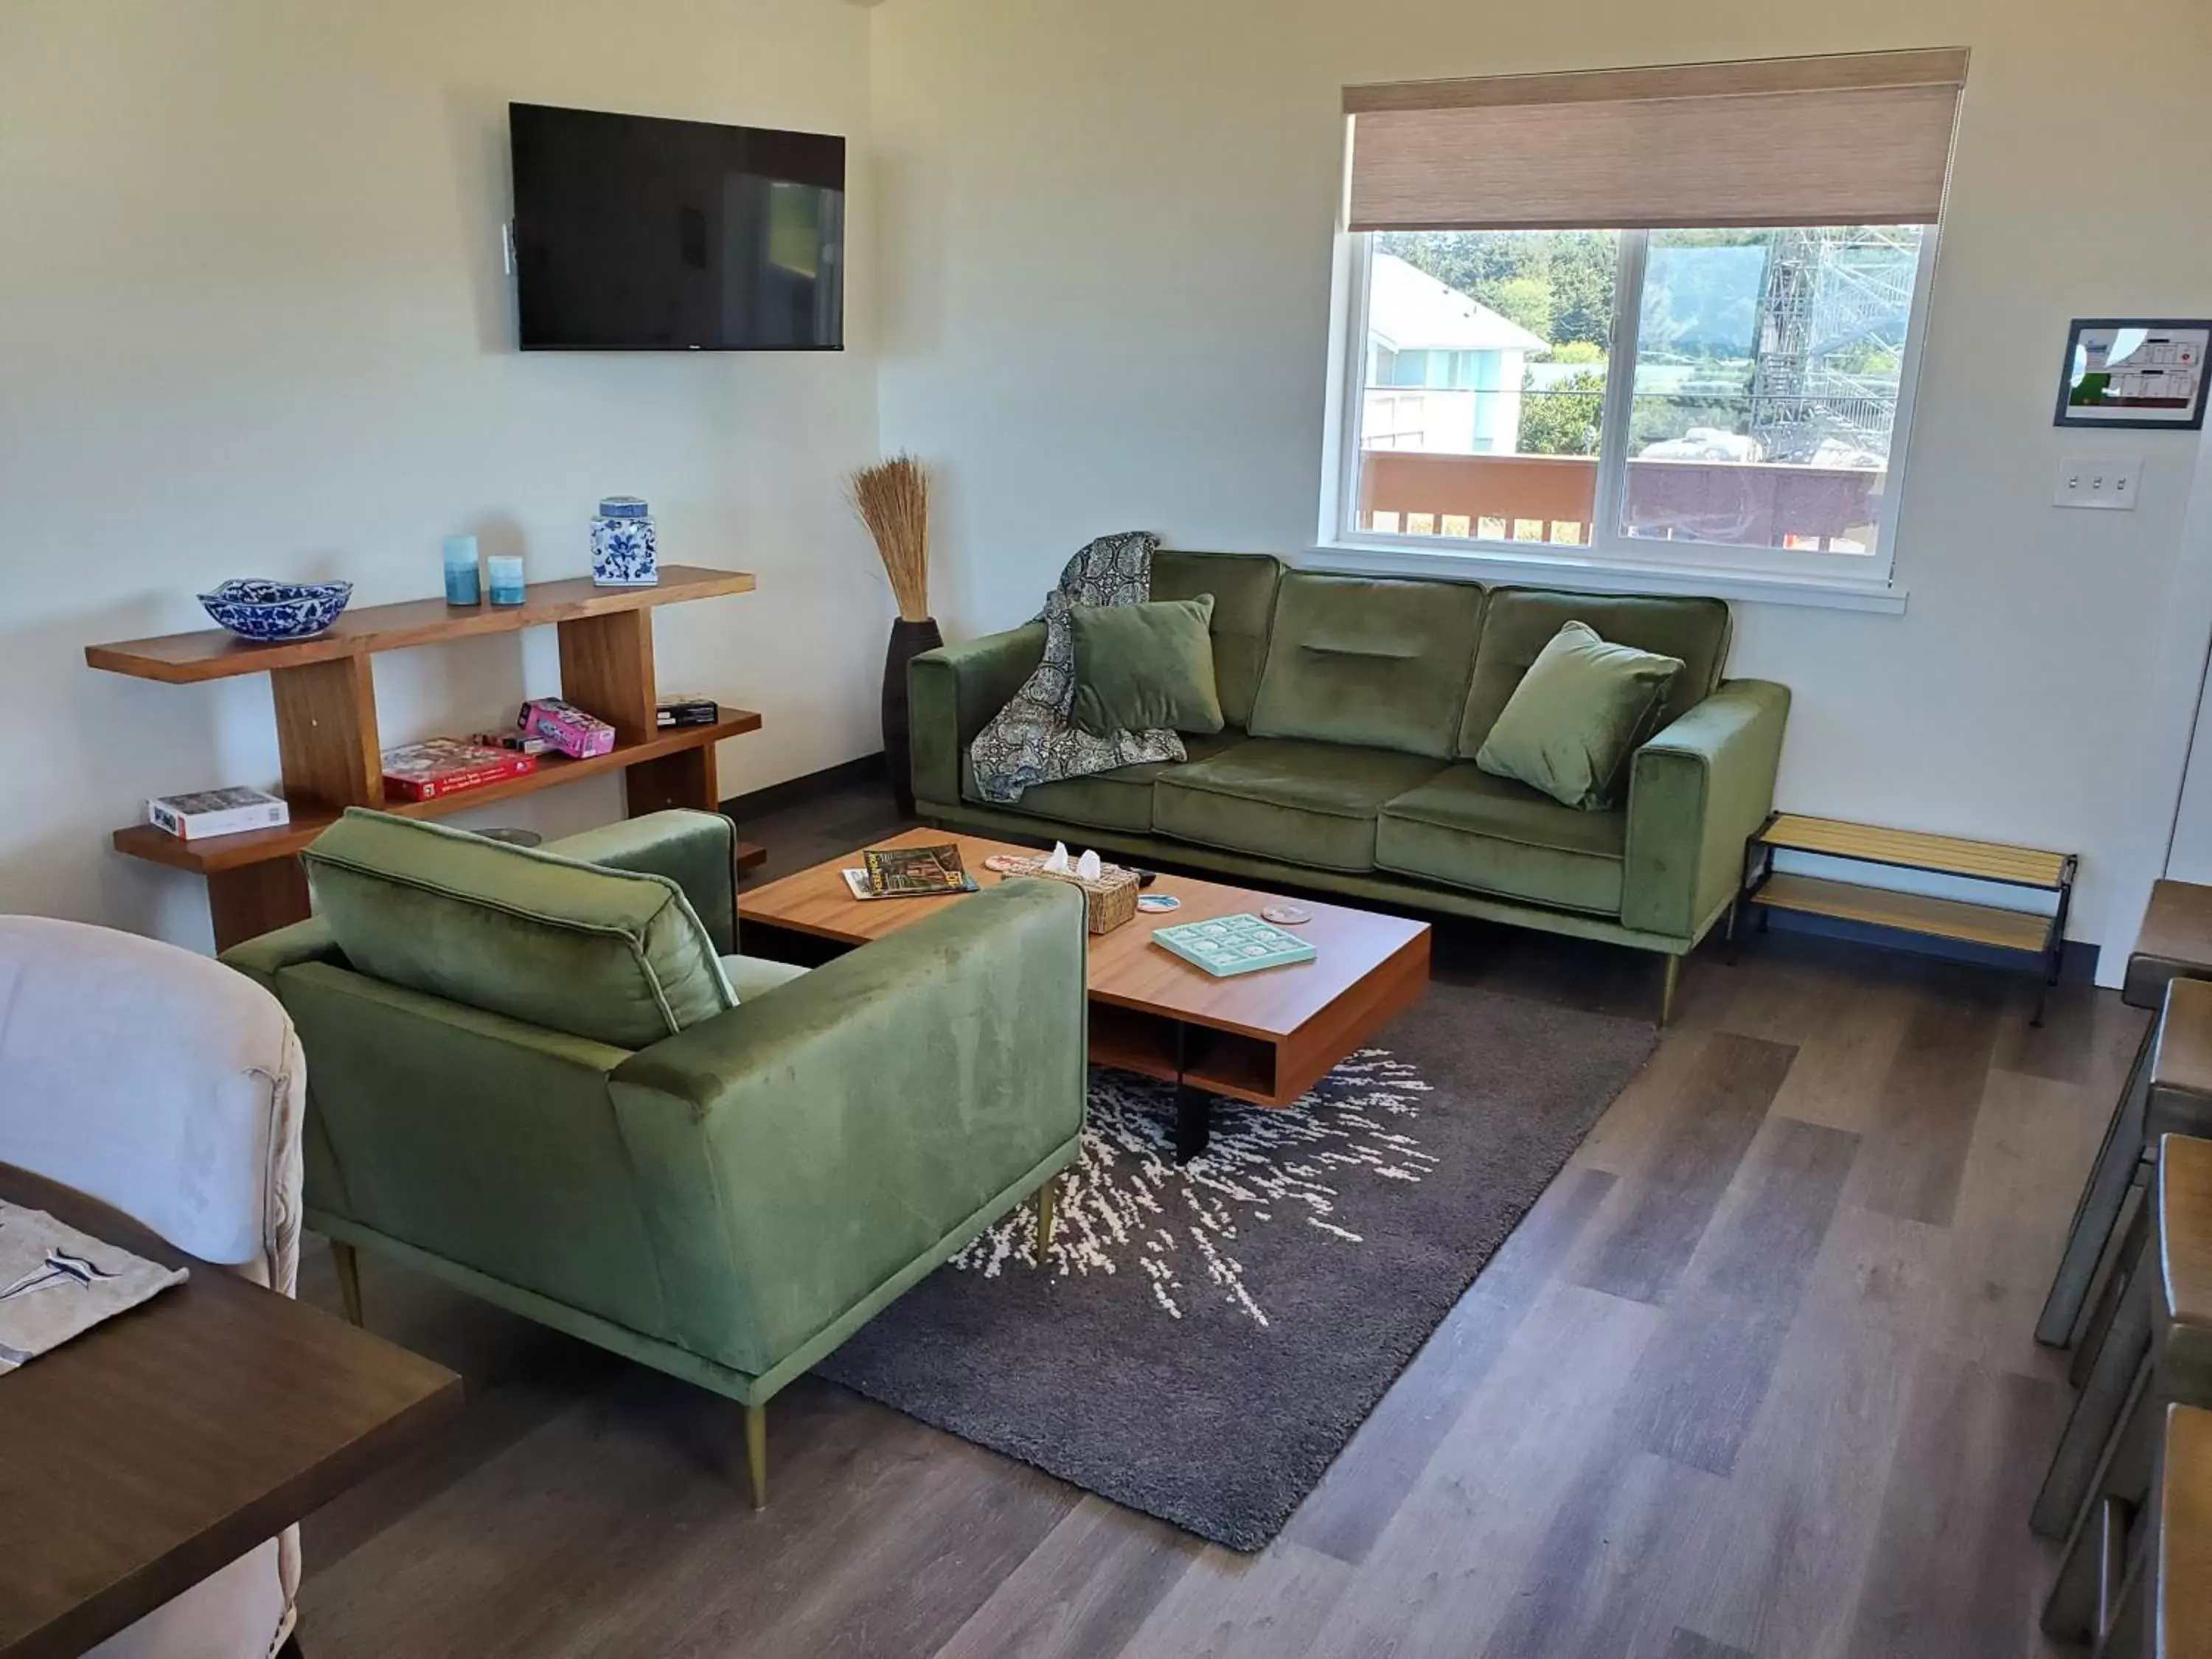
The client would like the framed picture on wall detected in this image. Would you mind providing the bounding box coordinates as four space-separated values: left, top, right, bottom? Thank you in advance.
2055 319 2212 430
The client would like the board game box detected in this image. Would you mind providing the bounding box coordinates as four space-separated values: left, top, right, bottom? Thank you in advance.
518 697 616 759
381 738 537 801
655 693 721 729
146 786 289 840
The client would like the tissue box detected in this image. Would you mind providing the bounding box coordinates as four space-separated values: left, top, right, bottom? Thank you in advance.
996 853 1141 934
517 698 616 759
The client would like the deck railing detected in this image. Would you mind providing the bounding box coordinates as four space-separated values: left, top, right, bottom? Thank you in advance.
1356 450 1885 552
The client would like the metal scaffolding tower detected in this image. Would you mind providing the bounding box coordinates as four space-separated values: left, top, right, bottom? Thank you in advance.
1747 226 1921 464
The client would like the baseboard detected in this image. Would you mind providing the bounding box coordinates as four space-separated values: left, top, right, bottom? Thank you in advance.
722 752 888 819
1757 907 2101 984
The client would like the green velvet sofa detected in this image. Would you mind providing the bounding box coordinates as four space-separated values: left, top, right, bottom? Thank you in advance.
223 807 1088 1505
910 552 1790 1018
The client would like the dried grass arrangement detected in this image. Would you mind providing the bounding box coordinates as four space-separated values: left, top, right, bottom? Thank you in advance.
848 454 931 623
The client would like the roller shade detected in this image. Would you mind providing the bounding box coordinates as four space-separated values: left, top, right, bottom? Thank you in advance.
1346 49 1967 232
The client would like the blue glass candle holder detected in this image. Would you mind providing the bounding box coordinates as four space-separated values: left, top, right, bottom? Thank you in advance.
442 535 481 606
487 554 526 606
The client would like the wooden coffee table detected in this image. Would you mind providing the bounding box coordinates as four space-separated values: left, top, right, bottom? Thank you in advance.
739 829 1430 1158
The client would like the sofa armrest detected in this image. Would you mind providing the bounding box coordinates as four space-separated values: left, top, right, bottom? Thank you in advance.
1621 679 1790 943
907 623 1046 811
543 810 738 955
220 917 347 990
608 879 1086 1385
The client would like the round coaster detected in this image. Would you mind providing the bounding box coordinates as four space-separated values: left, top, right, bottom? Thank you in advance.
1136 893 1182 913
980 854 1028 873
1260 903 1311 925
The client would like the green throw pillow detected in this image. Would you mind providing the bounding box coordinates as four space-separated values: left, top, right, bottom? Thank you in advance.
1070 594 1225 737
1475 620 1683 810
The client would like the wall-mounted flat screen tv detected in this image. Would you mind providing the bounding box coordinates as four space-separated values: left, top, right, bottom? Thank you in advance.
509 102 844 351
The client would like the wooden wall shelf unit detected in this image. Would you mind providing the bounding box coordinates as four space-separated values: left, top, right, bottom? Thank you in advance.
86 565 764 951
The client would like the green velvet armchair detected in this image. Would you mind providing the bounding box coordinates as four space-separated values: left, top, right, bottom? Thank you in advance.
223 807 1088 1506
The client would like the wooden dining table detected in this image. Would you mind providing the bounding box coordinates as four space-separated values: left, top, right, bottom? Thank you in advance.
0 1162 462 1659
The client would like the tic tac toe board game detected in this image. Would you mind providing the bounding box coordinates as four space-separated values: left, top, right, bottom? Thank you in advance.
1150 912 1318 977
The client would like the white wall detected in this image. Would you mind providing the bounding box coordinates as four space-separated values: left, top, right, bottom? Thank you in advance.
870 0 2212 957
12 0 2212 965
0 0 884 948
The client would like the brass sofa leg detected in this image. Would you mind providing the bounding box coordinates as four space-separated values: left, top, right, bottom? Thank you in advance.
1035 1179 1057 1265
1660 955 1682 1027
745 1402 768 1510
330 1239 364 1327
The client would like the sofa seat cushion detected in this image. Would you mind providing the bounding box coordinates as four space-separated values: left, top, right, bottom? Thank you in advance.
988 729 1246 834
1152 739 1446 872
1377 765 1627 915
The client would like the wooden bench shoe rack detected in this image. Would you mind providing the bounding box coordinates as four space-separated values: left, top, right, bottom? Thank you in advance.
1732 813 2076 1023
85 565 765 951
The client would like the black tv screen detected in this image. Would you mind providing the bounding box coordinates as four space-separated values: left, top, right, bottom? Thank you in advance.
509 102 844 351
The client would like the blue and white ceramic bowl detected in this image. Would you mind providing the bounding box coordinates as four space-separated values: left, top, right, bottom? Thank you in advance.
197 578 355 641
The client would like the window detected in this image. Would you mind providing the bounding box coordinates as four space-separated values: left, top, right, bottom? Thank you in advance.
1329 51 1965 592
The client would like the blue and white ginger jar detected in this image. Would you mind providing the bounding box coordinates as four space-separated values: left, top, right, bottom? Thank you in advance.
591 496 658 587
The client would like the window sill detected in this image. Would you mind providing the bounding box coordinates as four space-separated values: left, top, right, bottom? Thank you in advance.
1304 539 1909 614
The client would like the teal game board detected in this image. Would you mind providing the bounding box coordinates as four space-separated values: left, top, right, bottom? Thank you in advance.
1150 912 1317 977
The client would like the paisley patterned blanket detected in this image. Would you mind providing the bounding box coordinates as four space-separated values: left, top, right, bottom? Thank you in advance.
967 532 1186 804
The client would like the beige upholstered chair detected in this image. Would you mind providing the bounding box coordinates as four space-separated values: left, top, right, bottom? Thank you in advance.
0 915 305 1659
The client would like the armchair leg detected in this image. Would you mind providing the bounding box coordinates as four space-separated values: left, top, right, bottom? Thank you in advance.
329 1240 363 1327
745 1402 768 1510
1659 954 1681 1027
1035 1178 1057 1265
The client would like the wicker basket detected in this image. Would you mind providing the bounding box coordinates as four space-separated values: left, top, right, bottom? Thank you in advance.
997 855 1141 934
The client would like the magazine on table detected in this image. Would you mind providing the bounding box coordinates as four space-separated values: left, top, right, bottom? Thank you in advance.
862 843 973 897
840 866 980 902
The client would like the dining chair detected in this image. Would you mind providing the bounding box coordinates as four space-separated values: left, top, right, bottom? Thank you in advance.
0 914 305 1659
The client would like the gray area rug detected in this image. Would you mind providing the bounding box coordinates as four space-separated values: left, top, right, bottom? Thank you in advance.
816 984 1658 1550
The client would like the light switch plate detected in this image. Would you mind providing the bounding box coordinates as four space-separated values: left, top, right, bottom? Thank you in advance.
2055 455 2143 510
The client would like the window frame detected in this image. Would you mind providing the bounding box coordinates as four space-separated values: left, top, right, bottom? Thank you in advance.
1319 222 1941 608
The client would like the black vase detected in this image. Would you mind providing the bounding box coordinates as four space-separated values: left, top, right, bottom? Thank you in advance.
882 616 944 818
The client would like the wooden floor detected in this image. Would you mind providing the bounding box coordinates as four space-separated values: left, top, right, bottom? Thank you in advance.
292 779 2138 1658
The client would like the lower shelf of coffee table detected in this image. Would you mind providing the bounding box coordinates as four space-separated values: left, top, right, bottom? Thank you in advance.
1088 1002 1282 1107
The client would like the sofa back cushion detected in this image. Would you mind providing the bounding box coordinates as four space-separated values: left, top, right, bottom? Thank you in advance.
1248 572 1487 759
302 809 734 1051
1150 551 1283 728
1458 589 1731 758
